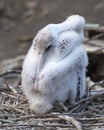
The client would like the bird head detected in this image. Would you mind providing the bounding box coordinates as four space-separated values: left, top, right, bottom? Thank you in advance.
33 26 57 53
33 26 57 84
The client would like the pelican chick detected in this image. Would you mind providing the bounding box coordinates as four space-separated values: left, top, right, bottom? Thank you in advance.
22 15 88 114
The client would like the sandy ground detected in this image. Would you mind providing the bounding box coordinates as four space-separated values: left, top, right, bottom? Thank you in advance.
0 0 104 60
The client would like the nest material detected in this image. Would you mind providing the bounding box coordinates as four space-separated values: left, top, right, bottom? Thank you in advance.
0 71 104 130
0 24 104 130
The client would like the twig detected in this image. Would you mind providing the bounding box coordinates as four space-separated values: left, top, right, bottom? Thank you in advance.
58 115 82 130
68 96 92 110
2 82 18 95
59 102 69 112
7 113 80 122
90 90 104 96
2 104 26 114
0 123 73 128
0 114 16 118
1 92 26 101
87 80 104 97
0 122 104 129
84 33 104 43
89 80 104 90
83 122 104 127
0 119 13 123
78 117 104 121
69 104 81 113
85 24 104 32
0 87 10 92
0 70 21 77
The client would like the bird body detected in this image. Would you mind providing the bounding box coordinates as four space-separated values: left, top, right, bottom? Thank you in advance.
22 15 88 114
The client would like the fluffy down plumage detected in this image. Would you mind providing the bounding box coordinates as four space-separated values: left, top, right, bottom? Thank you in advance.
22 15 88 114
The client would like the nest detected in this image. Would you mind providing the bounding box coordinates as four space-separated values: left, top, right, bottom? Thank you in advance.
0 24 104 130
0 70 104 130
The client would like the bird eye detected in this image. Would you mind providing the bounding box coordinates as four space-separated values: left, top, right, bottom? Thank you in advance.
45 44 52 51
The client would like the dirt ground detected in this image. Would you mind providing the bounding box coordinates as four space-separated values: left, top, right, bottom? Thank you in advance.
0 0 104 60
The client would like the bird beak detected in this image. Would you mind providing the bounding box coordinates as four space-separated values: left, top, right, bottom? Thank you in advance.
34 51 46 92
37 51 46 75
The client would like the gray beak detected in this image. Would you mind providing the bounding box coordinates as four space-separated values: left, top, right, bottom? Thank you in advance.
34 51 46 92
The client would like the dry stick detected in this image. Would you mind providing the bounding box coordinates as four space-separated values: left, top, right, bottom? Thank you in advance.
83 122 104 127
90 90 104 96
85 25 104 32
14 100 28 107
0 114 16 118
0 123 73 128
69 104 81 113
68 96 92 110
87 80 104 97
89 80 104 90
58 115 82 130
10 113 80 122
90 113 104 117
12 114 61 121
1 122 104 129
1 92 25 100
89 105 103 114
84 33 104 53
92 47 104 53
68 91 104 113
78 117 104 121
0 70 21 77
59 102 69 112
86 40 104 48
0 119 13 123
0 80 21 93
76 98 93 113
84 33 104 43
15 117 60 122
2 104 26 114
2 82 17 95
0 87 10 92
0 111 103 128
